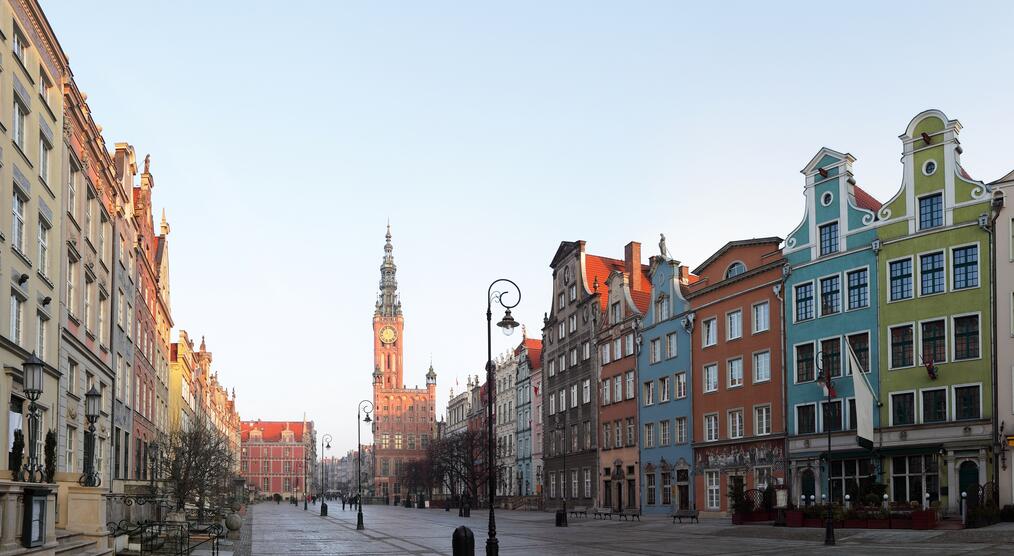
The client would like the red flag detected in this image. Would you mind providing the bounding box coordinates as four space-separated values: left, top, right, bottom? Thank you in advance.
821 366 837 398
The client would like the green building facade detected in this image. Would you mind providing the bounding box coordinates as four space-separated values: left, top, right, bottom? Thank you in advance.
874 110 995 513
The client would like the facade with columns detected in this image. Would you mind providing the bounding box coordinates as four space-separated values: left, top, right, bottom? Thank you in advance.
371 225 437 503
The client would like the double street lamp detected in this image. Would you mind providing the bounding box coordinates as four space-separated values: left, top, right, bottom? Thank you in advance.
320 433 332 515
357 400 373 530
485 278 521 556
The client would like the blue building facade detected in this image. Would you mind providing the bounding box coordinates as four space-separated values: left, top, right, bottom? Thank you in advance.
638 253 696 514
782 148 882 505
515 338 541 496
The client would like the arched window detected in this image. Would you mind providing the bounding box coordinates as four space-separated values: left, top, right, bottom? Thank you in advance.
725 262 746 279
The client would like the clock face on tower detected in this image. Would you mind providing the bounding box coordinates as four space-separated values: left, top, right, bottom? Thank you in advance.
379 325 398 344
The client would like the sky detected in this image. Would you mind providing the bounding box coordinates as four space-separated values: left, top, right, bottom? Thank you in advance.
42 1 1014 454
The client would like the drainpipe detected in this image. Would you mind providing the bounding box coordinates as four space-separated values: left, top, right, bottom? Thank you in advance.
774 268 789 498
108 230 118 494
987 195 1003 501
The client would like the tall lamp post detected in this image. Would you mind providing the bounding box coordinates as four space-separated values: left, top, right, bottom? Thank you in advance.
20 355 45 483
485 279 521 556
357 400 374 530
78 386 102 487
320 433 332 516
556 420 568 527
815 351 835 546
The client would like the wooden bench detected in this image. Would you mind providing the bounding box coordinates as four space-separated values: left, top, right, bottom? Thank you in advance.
592 507 613 520
618 509 641 521
671 509 700 524
569 506 588 518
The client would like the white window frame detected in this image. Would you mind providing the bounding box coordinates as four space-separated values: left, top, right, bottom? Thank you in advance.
818 272 842 317
752 301 770 333
888 322 917 370
793 280 816 323
752 350 771 383
726 309 742 340
950 382 983 421
704 413 719 442
950 242 981 292
794 402 817 435
659 375 670 403
754 404 771 436
727 357 743 388
888 389 917 427
845 265 871 311
675 372 687 399
702 317 717 347
916 248 947 297
665 332 677 358
887 255 915 303
951 311 982 362
728 408 744 439
917 386 948 424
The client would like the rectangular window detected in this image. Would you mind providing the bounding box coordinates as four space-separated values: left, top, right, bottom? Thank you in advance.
657 297 671 321
558 292 565 309
40 137 52 183
753 302 769 332
922 389 947 423
703 318 717 346
821 338 842 378
568 284 576 301
796 404 816 434
550 474 556 498
582 379 590 404
675 417 687 444
12 193 25 252
706 471 720 510
602 423 611 448
728 410 744 439
704 364 718 392
548 359 555 377
891 392 915 426
37 220 49 277
582 341 590 360
890 259 914 301
611 302 622 324
660 419 671 445
625 334 634 356
570 384 577 408
847 332 870 373
819 221 839 256
570 348 577 366
625 371 634 399
890 325 914 368
662 472 672 505
569 315 577 333
795 283 814 321
613 421 621 448
795 343 815 382
822 400 842 432
954 315 980 360
755 405 771 436
921 320 946 364
558 390 565 412
649 338 661 364
954 385 980 420
644 422 655 448
727 310 742 340
558 322 565 339
753 351 770 383
665 332 677 358
9 293 24 345
919 193 943 230
659 375 670 402
675 372 687 399
13 100 27 150
613 376 621 403
625 417 635 446
646 472 657 505
601 343 610 365
65 426 75 471
35 314 46 355
820 276 841 316
584 468 591 498
727 358 743 388
846 269 869 310
559 355 565 372
920 252 945 295
953 245 979 289
704 414 719 441
643 381 655 406
13 29 26 62
601 379 610 405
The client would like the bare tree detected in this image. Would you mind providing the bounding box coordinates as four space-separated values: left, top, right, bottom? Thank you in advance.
157 411 236 520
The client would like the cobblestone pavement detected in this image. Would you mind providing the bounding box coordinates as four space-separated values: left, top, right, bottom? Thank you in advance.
245 502 1014 555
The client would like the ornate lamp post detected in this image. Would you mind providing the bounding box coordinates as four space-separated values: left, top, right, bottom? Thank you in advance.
815 351 835 546
20 354 45 483
485 279 521 556
320 433 332 515
78 386 102 487
357 400 373 530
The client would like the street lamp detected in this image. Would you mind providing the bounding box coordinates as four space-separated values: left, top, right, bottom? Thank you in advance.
320 433 332 516
485 278 520 556
556 420 568 527
20 354 45 483
815 351 835 546
357 400 374 530
78 385 102 487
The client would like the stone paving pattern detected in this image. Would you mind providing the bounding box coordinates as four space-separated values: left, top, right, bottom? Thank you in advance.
240 502 1014 555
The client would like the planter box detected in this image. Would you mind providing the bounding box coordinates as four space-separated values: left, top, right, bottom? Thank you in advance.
867 519 890 529
749 510 773 521
890 518 913 529
911 510 936 530
785 510 803 527
803 518 823 527
731 513 745 525
843 519 867 529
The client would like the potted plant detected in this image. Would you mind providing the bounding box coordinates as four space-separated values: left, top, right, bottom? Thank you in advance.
9 430 23 476
866 506 890 529
728 481 752 525
44 430 57 483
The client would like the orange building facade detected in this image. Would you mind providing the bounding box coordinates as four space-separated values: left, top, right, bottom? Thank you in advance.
371 226 437 503
688 238 786 515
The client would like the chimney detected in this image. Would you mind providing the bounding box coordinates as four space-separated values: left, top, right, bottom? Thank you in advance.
678 265 690 285
625 241 642 291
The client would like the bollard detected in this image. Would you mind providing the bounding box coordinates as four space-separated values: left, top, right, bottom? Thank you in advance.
882 494 889 511
844 494 850 511
923 492 929 511
452 525 475 556
961 492 967 527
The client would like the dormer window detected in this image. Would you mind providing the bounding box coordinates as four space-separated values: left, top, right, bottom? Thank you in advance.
725 262 746 279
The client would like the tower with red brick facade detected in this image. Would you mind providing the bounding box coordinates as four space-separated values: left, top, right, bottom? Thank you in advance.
371 225 437 503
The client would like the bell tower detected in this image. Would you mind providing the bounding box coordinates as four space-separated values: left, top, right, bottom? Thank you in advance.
373 224 404 388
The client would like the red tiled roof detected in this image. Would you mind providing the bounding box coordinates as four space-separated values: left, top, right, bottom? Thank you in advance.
853 185 882 213
241 420 312 443
584 255 651 312
516 338 543 369
631 290 651 314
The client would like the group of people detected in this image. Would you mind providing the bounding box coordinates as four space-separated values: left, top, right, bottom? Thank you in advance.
307 492 361 511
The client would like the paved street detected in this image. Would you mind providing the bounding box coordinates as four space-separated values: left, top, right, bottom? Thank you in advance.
243 502 1014 555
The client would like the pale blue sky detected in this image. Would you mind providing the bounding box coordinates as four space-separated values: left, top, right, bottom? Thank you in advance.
43 1 1014 453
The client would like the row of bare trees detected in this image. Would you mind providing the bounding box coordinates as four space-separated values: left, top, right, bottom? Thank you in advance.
400 429 490 504
156 411 238 520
